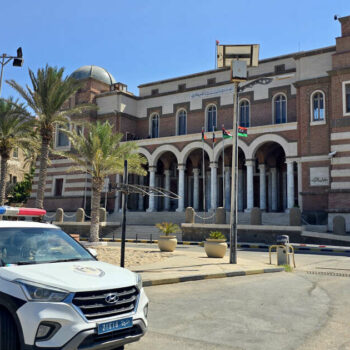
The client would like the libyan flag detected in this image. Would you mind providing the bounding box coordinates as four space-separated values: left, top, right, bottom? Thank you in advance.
238 126 248 137
222 127 233 139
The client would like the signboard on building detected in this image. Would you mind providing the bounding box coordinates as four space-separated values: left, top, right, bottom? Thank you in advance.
310 167 329 186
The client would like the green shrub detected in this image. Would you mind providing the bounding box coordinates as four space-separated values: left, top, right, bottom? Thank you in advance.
155 222 180 236
209 231 226 240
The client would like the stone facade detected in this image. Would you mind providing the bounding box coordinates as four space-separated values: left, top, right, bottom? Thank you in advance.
30 16 350 228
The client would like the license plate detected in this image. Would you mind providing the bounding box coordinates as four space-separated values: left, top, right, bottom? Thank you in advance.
97 317 133 335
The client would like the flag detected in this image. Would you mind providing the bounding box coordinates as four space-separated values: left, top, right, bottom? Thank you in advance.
238 126 248 137
216 40 220 45
201 128 207 140
222 127 233 139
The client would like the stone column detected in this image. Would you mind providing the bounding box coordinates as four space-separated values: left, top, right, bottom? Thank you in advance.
297 161 302 211
210 162 218 211
224 166 231 210
282 172 287 211
238 169 244 211
164 169 171 211
193 168 200 211
114 173 121 212
147 166 156 212
268 173 272 212
270 167 277 211
138 175 144 211
245 160 255 211
286 160 295 209
206 171 211 210
176 164 185 212
259 164 266 211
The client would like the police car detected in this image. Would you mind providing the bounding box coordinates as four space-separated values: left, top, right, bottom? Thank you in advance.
0 207 148 350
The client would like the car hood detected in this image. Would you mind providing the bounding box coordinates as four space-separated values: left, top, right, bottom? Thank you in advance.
0 260 137 292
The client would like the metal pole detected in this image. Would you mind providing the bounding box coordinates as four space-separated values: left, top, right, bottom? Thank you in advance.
0 54 6 97
120 159 128 268
229 81 239 264
222 125 225 208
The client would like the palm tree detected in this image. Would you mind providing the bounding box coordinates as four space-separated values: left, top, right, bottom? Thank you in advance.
0 98 35 205
6 65 87 209
59 121 146 242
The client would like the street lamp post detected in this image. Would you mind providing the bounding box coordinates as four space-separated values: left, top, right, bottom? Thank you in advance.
0 47 23 96
229 75 276 264
229 61 247 264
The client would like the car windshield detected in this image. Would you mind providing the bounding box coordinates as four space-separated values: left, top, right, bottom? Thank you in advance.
0 227 94 265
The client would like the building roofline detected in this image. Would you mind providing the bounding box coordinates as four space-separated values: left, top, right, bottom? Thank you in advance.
138 46 336 88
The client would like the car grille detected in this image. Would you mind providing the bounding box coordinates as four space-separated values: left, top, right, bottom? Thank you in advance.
72 286 139 321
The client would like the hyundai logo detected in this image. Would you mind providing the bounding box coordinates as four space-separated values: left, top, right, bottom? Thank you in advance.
105 293 119 304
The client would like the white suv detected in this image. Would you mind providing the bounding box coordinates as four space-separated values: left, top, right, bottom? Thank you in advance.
0 216 148 350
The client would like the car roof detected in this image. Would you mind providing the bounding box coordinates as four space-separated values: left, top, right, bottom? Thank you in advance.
0 220 59 229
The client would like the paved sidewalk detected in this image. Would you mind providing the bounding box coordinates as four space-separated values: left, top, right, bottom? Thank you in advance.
125 244 284 286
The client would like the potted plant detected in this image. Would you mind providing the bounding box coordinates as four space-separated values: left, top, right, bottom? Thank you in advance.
204 231 227 258
156 222 180 252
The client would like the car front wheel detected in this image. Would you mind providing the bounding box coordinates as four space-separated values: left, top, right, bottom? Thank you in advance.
0 308 19 350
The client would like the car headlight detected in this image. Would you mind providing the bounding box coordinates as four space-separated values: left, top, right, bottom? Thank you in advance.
18 281 69 302
136 273 142 291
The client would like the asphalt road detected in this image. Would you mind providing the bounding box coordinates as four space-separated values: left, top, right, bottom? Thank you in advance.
128 270 350 350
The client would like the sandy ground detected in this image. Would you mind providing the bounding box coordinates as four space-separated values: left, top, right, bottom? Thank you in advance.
93 246 171 268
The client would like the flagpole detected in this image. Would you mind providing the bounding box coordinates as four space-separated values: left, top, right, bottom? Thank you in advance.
222 125 225 209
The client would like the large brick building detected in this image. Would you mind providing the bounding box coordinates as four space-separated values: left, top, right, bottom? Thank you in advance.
31 15 350 230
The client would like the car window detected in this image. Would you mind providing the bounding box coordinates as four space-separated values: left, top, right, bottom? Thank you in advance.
0 228 94 265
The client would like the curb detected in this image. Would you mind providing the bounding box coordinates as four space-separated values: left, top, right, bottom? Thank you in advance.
80 237 350 253
142 267 284 287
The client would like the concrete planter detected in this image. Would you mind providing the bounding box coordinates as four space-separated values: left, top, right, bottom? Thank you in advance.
204 239 227 258
158 235 177 252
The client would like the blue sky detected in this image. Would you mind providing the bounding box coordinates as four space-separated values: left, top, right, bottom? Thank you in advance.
1 0 350 98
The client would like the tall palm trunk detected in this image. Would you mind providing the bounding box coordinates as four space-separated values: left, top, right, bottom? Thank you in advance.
90 177 103 242
0 155 9 205
35 138 50 209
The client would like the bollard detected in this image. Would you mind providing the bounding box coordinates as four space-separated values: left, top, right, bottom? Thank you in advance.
333 216 346 235
76 208 85 222
215 207 226 224
99 208 107 223
250 207 262 225
185 207 195 223
276 235 289 265
289 207 301 226
55 208 64 222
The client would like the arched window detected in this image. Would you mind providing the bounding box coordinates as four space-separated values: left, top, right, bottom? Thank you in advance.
177 109 187 135
311 91 325 121
56 122 70 148
239 100 250 128
150 114 159 138
274 94 287 124
206 105 217 131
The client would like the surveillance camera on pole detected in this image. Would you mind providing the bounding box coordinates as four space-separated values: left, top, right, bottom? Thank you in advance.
0 47 24 96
